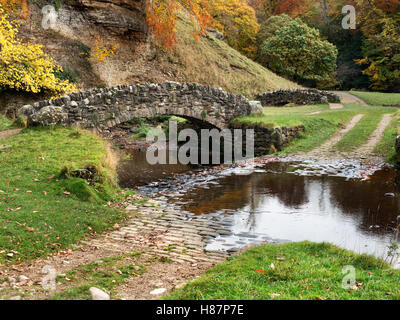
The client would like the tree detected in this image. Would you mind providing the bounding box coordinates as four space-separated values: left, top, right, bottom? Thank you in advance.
0 0 29 19
256 14 292 63
260 18 338 87
208 0 259 58
146 0 212 51
355 0 400 91
0 9 75 94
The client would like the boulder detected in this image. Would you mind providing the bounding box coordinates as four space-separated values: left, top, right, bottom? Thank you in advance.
249 101 263 115
28 106 68 126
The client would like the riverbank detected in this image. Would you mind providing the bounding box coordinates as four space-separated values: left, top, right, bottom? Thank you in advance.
0 126 134 265
166 241 400 300
1 111 400 300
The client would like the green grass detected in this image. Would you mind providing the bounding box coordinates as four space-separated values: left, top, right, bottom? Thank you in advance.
374 112 400 162
50 253 145 300
349 91 400 106
166 242 400 300
334 106 398 152
233 104 399 155
0 127 131 264
0 114 14 131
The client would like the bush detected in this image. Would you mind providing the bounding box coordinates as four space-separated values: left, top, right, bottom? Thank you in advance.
0 9 75 94
260 17 338 88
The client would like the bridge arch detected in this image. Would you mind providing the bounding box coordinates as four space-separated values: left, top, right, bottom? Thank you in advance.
22 82 261 131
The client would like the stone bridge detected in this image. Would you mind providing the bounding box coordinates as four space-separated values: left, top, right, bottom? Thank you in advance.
19 82 262 131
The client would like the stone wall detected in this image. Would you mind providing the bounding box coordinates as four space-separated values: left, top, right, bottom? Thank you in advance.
231 123 305 157
18 82 262 131
256 89 341 106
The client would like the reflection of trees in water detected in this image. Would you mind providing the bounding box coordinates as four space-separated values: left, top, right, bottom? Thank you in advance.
181 174 254 215
182 171 309 219
258 173 308 209
327 171 400 233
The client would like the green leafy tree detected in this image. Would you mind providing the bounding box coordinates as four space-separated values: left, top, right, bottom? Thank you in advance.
260 18 338 88
355 1 400 91
256 14 292 64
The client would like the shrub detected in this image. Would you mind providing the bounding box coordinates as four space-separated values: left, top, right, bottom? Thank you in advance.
0 9 75 94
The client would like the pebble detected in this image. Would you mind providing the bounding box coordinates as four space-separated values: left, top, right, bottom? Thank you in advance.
9 296 21 300
150 288 167 296
89 287 110 300
18 275 28 282
385 193 395 197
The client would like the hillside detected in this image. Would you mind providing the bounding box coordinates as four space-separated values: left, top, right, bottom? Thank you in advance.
0 3 297 112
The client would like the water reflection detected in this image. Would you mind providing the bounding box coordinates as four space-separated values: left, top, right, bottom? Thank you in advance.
118 149 400 262
175 163 400 260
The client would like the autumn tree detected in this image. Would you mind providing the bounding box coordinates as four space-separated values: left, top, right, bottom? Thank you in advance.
208 0 259 58
0 9 75 94
355 0 400 91
146 0 212 51
0 0 29 19
260 17 338 87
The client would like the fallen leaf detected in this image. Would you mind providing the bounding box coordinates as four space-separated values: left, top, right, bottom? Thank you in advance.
254 269 265 274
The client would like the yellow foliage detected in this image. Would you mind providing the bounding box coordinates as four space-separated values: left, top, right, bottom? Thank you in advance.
91 37 119 63
0 9 75 94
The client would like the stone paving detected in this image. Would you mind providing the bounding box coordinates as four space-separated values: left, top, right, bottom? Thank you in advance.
84 200 229 265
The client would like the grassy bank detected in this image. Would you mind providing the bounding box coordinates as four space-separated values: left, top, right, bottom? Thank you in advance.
0 114 14 131
349 91 400 106
0 127 130 264
167 242 400 300
232 104 399 157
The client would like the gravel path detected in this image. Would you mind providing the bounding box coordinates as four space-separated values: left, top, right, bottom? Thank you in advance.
333 91 369 106
0 129 21 140
0 199 229 300
303 114 365 158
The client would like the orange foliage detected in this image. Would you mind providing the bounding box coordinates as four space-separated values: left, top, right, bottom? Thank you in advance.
248 0 307 18
0 0 29 19
146 0 212 51
274 0 306 17
375 0 399 13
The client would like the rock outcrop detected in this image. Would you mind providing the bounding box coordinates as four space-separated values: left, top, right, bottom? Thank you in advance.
59 0 147 39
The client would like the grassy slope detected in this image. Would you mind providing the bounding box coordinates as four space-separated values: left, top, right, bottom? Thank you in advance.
0 115 14 131
167 242 400 300
173 14 299 98
233 104 399 156
349 91 400 106
0 127 130 264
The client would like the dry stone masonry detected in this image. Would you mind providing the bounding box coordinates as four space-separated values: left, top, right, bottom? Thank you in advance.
256 89 341 106
231 123 305 156
19 82 262 130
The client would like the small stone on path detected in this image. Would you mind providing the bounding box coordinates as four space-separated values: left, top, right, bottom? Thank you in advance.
89 287 110 300
150 288 167 296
